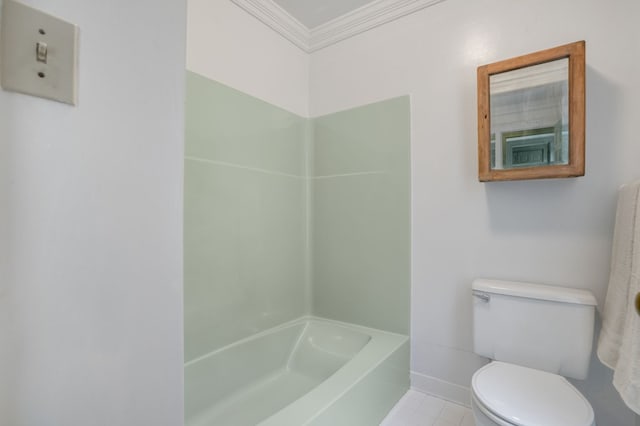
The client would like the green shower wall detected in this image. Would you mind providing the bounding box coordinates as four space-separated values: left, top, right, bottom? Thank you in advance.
184 73 410 361
311 97 411 335
184 72 310 362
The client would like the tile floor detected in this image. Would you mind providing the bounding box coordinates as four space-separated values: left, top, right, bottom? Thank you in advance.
380 390 475 426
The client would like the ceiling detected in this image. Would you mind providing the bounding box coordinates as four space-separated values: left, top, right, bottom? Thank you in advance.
271 0 378 29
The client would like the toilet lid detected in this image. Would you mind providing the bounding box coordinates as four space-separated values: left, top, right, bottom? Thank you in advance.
472 362 594 426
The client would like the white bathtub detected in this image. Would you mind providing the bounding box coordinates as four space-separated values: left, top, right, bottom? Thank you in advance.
185 317 409 426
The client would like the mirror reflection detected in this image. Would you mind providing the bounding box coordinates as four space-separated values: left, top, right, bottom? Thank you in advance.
489 58 569 170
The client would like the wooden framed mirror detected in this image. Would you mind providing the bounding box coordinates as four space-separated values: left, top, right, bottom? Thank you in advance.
477 41 585 182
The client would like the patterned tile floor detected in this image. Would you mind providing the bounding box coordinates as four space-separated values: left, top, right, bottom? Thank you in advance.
380 390 475 426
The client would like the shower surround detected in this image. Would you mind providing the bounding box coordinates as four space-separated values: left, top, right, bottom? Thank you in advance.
184 71 410 425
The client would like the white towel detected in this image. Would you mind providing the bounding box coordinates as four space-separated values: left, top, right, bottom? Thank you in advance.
597 181 640 415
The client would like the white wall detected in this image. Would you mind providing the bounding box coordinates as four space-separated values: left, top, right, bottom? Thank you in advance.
186 0 640 423
187 0 310 117
310 0 640 424
0 0 186 424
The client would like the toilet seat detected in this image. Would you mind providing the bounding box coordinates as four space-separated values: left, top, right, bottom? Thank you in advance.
471 361 595 426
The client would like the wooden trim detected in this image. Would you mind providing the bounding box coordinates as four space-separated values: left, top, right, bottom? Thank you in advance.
569 41 586 177
477 65 491 180
477 41 586 182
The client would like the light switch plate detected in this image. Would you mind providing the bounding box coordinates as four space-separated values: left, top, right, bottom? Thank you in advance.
0 0 78 105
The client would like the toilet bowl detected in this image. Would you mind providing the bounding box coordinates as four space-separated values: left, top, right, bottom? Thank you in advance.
470 362 595 426
471 279 598 426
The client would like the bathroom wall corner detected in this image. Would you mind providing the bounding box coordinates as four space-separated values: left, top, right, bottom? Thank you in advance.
304 117 315 315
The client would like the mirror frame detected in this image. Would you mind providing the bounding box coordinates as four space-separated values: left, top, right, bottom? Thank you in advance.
477 41 585 182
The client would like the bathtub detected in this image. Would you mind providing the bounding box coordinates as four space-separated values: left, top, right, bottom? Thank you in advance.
185 317 409 426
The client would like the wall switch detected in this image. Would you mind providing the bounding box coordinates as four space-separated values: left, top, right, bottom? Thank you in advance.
0 0 78 105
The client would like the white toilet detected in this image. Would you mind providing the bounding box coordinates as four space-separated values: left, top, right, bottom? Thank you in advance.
471 279 597 426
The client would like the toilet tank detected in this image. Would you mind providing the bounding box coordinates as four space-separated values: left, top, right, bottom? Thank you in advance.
472 279 597 380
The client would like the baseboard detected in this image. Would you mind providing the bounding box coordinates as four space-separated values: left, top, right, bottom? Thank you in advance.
410 370 471 407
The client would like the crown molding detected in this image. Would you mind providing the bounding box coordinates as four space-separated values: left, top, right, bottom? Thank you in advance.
230 0 310 52
231 0 446 53
309 0 446 52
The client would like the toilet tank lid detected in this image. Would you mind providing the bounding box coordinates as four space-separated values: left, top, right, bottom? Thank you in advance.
472 279 597 306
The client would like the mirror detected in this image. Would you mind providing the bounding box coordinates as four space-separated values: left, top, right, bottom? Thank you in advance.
478 41 585 181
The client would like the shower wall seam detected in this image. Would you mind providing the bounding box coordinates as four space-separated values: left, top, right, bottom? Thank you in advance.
184 156 306 179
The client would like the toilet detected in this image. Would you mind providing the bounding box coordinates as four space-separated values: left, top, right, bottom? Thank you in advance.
471 279 597 426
